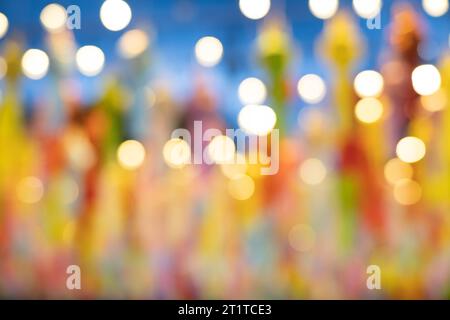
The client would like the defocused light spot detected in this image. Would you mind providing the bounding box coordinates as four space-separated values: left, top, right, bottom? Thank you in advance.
421 89 447 112
21 49 50 80
0 12 8 39
117 140 146 170
195 36 223 67
353 0 382 19
100 0 132 31
40 3 67 33
299 158 327 186
239 0 271 20
17 176 44 204
76 45 105 77
0 56 7 79
61 177 79 205
238 77 267 105
297 74 326 104
412 64 441 96
422 0 448 17
309 0 339 20
354 97 383 124
288 224 316 252
228 174 255 200
354 70 384 98
207 135 236 164
220 153 247 179
393 179 422 206
298 108 327 138
384 158 413 185
163 138 191 169
396 137 426 164
238 104 277 136
118 29 149 59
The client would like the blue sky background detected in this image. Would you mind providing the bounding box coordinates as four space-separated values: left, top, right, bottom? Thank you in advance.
0 0 448 132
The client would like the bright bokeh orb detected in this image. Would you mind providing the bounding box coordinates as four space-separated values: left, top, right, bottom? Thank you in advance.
354 70 384 98
21 49 50 80
288 224 316 252
118 29 149 59
100 0 132 31
354 97 384 124
195 36 223 67
76 45 105 77
299 158 327 186
297 74 327 104
420 89 447 112
207 135 236 164
353 0 382 19
412 65 441 96
62 178 79 205
309 0 339 20
228 174 255 201
16 176 44 204
396 137 426 164
238 105 277 136
220 153 247 179
238 77 267 105
384 158 414 185
0 12 8 39
163 138 191 169
117 140 146 170
239 0 271 20
422 0 449 17
40 3 67 32
393 179 422 206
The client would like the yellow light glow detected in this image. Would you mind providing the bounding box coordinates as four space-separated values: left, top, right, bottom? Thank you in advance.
299 158 327 186
309 0 339 20
354 97 384 124
353 0 382 19
396 137 426 164
163 138 191 169
0 56 7 79
118 29 149 59
21 49 50 80
117 140 146 170
40 3 67 32
354 70 384 98
422 0 449 17
393 179 422 206
384 158 414 185
420 89 447 112
16 176 44 204
297 74 327 104
195 36 223 67
239 0 271 20
288 224 316 252
238 77 267 105
238 104 277 136
0 12 8 39
228 174 255 200
220 153 247 179
76 45 105 77
412 64 441 96
100 0 132 31
207 135 236 164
